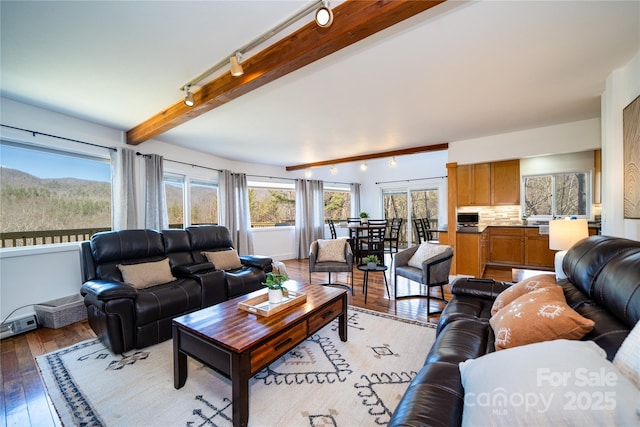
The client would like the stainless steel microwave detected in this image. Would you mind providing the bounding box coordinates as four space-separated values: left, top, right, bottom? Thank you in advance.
457 212 479 224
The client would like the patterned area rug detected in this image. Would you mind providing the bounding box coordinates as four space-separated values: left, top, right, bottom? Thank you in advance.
36 306 436 426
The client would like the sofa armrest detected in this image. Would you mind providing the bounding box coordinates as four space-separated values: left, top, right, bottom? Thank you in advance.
240 255 273 272
81 279 138 301
173 262 215 276
450 277 510 300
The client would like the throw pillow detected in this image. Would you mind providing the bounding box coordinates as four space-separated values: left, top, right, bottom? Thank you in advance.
316 239 347 263
489 285 594 351
202 249 242 270
117 258 176 289
491 274 557 315
613 321 640 389
407 243 448 269
459 339 640 426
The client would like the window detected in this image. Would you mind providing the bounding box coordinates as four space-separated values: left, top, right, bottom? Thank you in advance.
0 141 111 247
248 181 295 227
190 180 218 226
383 187 441 246
164 174 184 228
324 186 351 221
523 172 590 218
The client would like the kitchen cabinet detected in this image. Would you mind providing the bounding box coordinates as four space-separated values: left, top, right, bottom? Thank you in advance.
491 160 520 205
524 228 555 268
488 227 524 265
456 229 488 277
457 160 520 207
457 163 491 206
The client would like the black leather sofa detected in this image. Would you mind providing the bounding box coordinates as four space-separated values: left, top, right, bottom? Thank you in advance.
389 235 640 426
80 225 272 354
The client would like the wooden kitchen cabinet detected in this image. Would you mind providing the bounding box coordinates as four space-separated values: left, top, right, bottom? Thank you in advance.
457 229 488 277
491 160 520 205
488 227 524 265
457 163 491 206
524 228 555 268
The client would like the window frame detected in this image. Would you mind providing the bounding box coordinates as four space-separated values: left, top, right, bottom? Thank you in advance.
521 171 592 220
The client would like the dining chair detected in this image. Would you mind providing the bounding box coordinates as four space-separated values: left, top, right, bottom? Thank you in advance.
384 217 403 256
357 219 387 264
422 217 439 243
327 219 337 239
413 218 427 244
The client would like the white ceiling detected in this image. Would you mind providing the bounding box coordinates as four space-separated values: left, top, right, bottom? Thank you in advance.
1 1 639 167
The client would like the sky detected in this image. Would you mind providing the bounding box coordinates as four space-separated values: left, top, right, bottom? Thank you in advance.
0 143 111 182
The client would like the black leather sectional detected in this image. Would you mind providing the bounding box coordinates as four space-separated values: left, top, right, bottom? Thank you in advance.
389 235 640 426
80 225 272 354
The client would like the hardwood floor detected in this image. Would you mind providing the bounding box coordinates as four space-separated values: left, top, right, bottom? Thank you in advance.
1 256 452 426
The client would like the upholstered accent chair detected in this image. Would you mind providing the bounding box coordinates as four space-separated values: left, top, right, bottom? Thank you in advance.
309 238 353 292
393 243 454 315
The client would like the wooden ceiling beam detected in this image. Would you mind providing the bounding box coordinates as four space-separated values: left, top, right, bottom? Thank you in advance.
285 143 448 171
126 0 446 145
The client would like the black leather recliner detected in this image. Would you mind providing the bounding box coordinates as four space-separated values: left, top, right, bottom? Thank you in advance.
80 226 272 354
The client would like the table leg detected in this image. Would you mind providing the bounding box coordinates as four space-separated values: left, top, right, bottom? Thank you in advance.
383 271 390 298
173 325 187 389
231 352 250 427
339 293 348 342
363 270 369 304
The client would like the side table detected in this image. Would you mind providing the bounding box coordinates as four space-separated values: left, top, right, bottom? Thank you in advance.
357 264 390 303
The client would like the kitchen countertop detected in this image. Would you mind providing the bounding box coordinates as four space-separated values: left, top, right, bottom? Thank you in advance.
439 222 601 234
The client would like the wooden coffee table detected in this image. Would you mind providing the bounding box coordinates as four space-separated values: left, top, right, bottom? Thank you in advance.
172 281 347 427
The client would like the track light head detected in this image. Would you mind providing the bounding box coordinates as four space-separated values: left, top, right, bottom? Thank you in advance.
360 162 368 171
230 52 244 76
184 86 195 107
330 165 338 175
389 157 397 168
315 1 333 28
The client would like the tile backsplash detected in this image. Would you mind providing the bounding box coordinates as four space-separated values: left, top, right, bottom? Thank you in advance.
458 205 522 225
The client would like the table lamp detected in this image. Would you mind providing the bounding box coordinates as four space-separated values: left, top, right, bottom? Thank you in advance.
549 218 588 279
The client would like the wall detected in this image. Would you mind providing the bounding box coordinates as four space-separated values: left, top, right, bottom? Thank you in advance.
601 51 640 240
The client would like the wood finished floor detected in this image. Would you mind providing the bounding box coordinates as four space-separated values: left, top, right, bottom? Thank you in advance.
1 256 454 427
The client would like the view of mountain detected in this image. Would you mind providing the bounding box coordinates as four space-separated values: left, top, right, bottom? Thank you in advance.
0 167 111 232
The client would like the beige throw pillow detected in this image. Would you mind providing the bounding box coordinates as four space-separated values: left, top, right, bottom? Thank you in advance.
202 249 242 270
408 243 448 269
491 274 557 315
316 239 347 263
489 285 595 351
117 258 176 289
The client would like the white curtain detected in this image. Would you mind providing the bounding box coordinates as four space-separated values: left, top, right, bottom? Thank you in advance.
144 154 168 229
111 147 139 230
350 183 361 218
219 169 254 255
295 179 324 259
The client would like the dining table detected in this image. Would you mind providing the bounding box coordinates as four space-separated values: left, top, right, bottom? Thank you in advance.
337 221 387 263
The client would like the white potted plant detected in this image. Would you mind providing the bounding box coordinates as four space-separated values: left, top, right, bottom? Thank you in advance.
359 211 370 224
262 272 289 304
364 255 380 269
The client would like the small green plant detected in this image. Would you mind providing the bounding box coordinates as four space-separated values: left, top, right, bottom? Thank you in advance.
359 212 369 219
364 255 380 264
262 272 289 291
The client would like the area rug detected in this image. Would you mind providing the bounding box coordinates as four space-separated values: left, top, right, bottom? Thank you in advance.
36 306 436 426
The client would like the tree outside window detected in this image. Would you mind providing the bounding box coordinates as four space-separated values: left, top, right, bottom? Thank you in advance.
324 187 351 221
248 182 295 227
523 172 590 218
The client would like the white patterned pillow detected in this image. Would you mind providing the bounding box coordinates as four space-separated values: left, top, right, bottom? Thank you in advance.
408 243 448 269
489 285 594 350
613 321 640 389
316 239 347 263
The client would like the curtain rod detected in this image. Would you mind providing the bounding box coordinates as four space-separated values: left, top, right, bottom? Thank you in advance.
375 175 448 185
247 174 353 186
136 151 222 173
1 124 117 151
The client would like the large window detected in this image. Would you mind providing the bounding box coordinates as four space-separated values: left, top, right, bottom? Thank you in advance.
164 174 218 228
248 181 295 227
383 187 441 247
324 186 351 221
523 172 590 218
0 141 111 247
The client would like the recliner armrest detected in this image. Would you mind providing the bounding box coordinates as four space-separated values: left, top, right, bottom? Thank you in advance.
240 255 273 271
173 262 215 276
450 277 510 300
81 279 138 301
